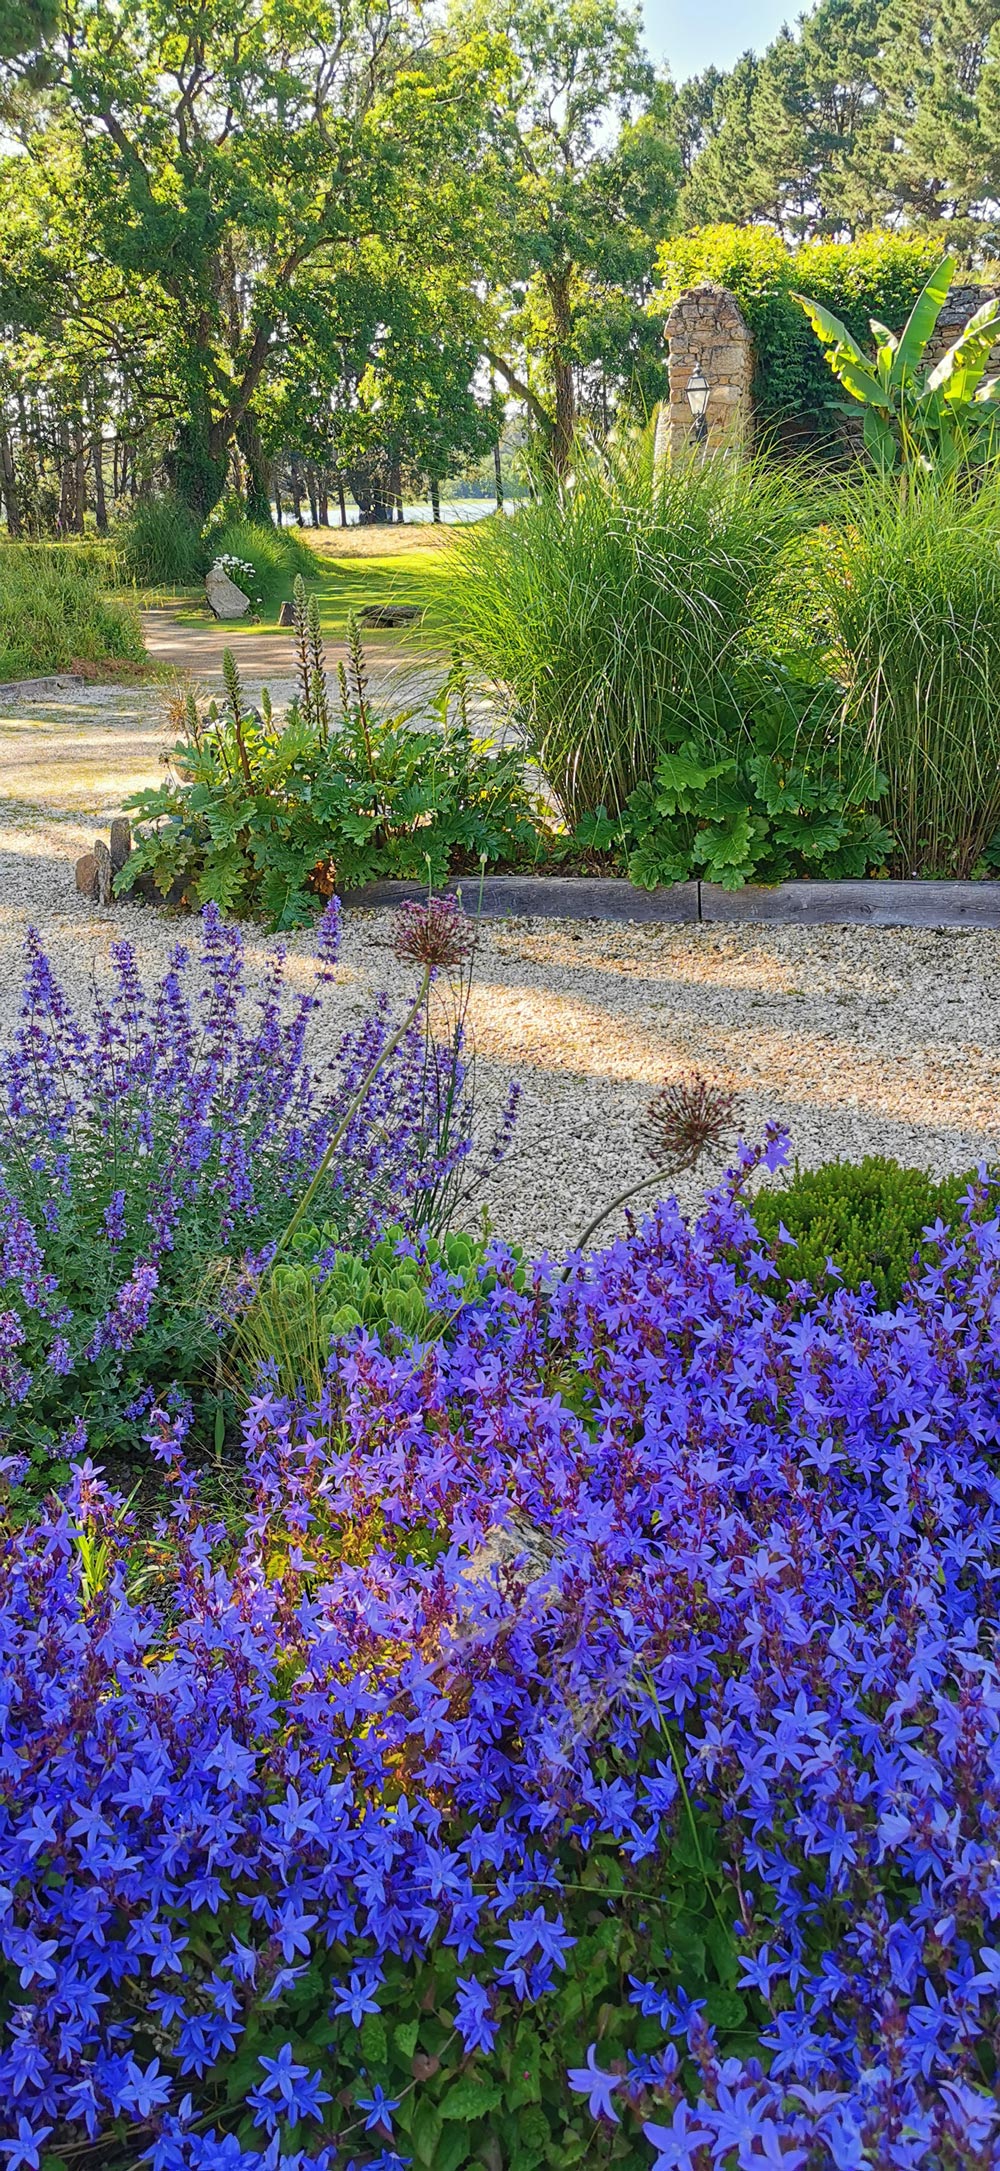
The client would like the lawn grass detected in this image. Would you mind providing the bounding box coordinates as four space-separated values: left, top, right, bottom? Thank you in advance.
168 521 465 650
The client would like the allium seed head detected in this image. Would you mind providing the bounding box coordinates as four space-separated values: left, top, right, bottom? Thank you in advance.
643 1073 739 1173
393 896 474 972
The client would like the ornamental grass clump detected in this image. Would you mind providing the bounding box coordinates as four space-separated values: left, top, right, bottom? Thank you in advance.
7 1143 1000 2163
0 900 491 1477
801 468 1000 875
448 423 818 825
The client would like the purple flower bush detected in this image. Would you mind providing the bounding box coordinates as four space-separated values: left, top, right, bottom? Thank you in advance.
0 900 488 1475
4 1135 1000 2165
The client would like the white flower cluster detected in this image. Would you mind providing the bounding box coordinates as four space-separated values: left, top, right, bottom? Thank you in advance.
214 552 261 600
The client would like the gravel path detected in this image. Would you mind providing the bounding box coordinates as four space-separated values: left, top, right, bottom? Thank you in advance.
1 681 998 1255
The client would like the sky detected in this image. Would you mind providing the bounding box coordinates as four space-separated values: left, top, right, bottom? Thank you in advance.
642 0 795 81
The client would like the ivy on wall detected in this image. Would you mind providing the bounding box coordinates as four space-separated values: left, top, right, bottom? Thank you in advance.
653 226 946 443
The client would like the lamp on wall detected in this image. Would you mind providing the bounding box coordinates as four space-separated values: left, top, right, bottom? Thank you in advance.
686 362 710 444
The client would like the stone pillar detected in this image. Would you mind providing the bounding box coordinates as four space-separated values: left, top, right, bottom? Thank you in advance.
664 283 754 459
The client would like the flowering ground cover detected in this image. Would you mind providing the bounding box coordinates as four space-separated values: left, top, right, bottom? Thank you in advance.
4 1131 1000 2168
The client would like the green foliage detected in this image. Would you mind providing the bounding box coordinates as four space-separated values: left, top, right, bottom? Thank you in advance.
654 227 946 446
118 492 206 586
752 1155 977 1310
234 1224 521 1400
0 543 144 678
797 468 1000 877
448 422 817 823
207 1761 747 2170
793 254 1000 479
121 611 541 928
621 662 889 889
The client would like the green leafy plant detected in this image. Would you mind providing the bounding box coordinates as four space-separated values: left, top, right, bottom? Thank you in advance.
622 660 888 889
121 584 542 926
447 420 818 824
231 1224 522 1400
792 252 1000 480
751 1154 977 1309
118 490 206 586
202 513 318 611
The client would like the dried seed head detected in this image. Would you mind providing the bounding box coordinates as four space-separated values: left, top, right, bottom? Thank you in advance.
393 896 475 972
643 1073 739 1173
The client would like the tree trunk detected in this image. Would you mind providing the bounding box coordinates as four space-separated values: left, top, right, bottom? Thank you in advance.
306 468 319 525
429 475 441 523
289 459 304 524
317 480 329 525
167 395 229 518
493 439 503 510
73 429 86 532
0 431 20 537
546 270 576 477
91 410 109 535
273 475 282 526
237 408 272 524
337 476 347 527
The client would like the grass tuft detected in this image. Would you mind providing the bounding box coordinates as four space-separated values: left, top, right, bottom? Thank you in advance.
446 425 821 822
0 546 145 680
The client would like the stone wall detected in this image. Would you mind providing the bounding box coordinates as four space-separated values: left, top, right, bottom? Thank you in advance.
663 283 754 459
923 284 1000 371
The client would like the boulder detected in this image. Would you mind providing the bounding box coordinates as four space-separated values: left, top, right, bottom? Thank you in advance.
277 599 296 627
93 839 113 906
75 852 98 899
109 816 132 873
206 561 252 619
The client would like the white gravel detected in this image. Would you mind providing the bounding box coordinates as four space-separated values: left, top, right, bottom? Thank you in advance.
2 682 999 1256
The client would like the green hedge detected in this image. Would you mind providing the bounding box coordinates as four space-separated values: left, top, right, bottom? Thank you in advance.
654 227 947 444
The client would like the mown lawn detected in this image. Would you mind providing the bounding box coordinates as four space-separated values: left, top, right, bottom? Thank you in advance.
167 522 467 650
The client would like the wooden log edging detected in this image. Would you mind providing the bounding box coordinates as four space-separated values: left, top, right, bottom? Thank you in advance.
340 875 1000 932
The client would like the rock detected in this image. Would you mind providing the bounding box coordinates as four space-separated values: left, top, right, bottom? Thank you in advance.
75 851 98 899
109 817 132 873
205 561 252 619
93 839 113 906
277 599 296 627
357 602 421 628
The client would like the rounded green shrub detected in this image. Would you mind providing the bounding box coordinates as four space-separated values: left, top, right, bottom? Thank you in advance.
752 1155 978 1309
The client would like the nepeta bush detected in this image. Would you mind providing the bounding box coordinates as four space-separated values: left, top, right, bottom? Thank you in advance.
6 1144 1000 2165
0 901 480 1474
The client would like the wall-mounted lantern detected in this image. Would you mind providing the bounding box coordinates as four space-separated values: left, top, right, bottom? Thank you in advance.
686 362 710 444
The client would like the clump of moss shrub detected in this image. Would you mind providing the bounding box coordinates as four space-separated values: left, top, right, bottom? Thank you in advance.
752 1154 977 1308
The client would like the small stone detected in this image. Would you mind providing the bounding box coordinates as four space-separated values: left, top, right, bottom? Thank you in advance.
93 839 113 906
75 851 98 899
109 817 132 873
205 561 252 619
277 599 295 627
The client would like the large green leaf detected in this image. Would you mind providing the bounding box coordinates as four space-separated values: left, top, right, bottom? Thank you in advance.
890 254 954 384
925 294 1000 403
791 294 893 409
